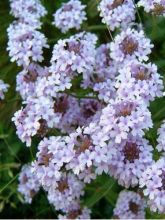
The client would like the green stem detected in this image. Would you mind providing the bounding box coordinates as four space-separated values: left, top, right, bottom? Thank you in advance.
0 163 20 170
65 92 98 100
29 147 34 161
3 138 21 163
5 98 21 103
84 25 107 31
0 173 19 194
133 0 143 25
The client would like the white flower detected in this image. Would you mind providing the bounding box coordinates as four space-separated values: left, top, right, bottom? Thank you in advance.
18 163 40 203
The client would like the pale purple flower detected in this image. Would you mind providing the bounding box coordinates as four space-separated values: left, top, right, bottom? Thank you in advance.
110 28 153 63
50 32 97 77
9 0 47 28
7 22 49 67
53 0 87 33
16 63 49 100
12 96 60 146
113 190 146 219
66 127 117 177
35 73 70 98
47 172 85 212
157 121 165 152
139 158 165 213
138 0 165 16
108 136 153 188
32 136 75 190
78 168 96 183
78 98 104 126
58 206 91 219
115 60 164 103
53 94 81 133
18 163 40 203
82 44 117 102
98 0 135 31
98 98 153 144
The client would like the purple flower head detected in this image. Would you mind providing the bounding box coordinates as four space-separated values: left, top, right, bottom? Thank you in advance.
138 0 165 16
16 63 49 100
113 190 146 219
110 28 153 63
47 172 85 212
53 0 87 33
7 22 49 67
18 163 40 203
139 158 165 213
116 60 164 103
98 0 135 31
108 136 153 187
10 0 47 28
98 98 153 144
58 206 91 219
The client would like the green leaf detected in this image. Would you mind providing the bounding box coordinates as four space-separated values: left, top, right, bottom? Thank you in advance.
0 202 5 212
84 177 116 208
0 134 9 139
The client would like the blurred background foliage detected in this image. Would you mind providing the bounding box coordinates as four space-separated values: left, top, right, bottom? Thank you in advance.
0 0 165 218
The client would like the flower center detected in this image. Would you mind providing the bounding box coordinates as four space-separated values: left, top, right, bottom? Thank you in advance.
67 209 82 219
103 48 112 66
23 70 38 83
132 65 150 81
37 119 48 137
27 6 37 13
22 174 28 184
16 32 33 42
63 4 73 11
54 96 68 114
115 102 135 117
30 190 36 198
57 178 69 192
129 201 139 214
160 171 165 190
108 0 124 10
120 37 138 55
123 142 140 163
76 136 92 154
134 70 149 80
82 101 99 119
152 3 165 15
64 41 81 54
38 151 53 167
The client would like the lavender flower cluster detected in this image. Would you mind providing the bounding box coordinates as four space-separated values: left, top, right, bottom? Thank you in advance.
6 0 165 219
53 0 87 33
7 0 48 67
138 0 165 16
